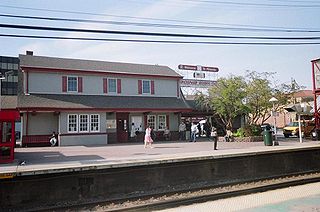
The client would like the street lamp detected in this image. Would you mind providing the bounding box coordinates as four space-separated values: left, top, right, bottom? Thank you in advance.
269 97 278 145
0 76 5 111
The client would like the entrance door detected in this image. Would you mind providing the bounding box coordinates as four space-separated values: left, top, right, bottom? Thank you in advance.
116 113 129 143
0 121 15 163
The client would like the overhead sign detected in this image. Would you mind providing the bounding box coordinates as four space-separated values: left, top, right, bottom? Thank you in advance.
178 64 198 70
180 79 216 88
201 66 219 72
178 64 219 72
193 72 205 78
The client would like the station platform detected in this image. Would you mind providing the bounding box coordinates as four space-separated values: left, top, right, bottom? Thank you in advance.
1 137 320 177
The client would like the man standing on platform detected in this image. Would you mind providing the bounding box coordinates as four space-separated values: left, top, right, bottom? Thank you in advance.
185 120 191 141
178 121 186 141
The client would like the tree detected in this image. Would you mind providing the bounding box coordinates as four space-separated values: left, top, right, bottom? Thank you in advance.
196 71 304 130
196 75 248 130
245 71 273 125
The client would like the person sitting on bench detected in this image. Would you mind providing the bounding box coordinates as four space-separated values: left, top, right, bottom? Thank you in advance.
163 127 171 141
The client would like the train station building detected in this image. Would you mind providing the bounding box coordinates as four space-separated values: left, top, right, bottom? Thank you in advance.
17 52 192 146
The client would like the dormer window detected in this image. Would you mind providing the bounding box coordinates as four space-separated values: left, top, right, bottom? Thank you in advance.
108 78 117 93
142 80 151 94
68 76 78 92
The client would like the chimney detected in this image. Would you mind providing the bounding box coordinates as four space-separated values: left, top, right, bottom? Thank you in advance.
26 51 33 56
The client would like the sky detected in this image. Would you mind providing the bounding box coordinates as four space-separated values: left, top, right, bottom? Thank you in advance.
0 0 319 89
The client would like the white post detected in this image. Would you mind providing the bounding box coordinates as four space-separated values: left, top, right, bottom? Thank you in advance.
273 108 276 139
269 97 279 146
298 114 303 143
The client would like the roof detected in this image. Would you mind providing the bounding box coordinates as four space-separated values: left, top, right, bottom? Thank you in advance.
0 96 17 109
19 54 182 78
293 90 313 98
17 94 192 112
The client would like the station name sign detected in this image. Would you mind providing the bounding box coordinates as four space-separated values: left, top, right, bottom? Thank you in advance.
180 79 216 88
178 64 219 72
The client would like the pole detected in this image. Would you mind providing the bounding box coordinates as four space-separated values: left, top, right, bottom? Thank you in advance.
273 102 278 145
298 114 303 143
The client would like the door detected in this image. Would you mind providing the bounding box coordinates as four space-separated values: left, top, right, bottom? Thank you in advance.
116 113 129 143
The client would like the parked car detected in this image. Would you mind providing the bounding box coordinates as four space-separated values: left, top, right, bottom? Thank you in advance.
283 120 315 138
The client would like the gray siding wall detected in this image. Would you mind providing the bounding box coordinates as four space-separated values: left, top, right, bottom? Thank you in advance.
28 72 178 97
59 112 107 146
60 134 107 146
26 112 58 135
59 112 107 134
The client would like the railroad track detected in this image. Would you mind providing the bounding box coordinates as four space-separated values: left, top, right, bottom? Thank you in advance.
42 172 320 212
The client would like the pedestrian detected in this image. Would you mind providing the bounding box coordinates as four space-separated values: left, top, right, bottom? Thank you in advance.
186 120 191 141
178 121 186 141
163 127 171 141
210 126 218 150
144 125 154 148
130 123 136 141
197 123 202 137
225 128 233 142
191 122 198 142
49 131 57 147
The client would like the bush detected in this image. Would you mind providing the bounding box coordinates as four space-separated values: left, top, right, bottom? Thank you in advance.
233 125 262 137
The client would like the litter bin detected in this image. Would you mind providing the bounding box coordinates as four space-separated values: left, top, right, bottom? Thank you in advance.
263 127 273 146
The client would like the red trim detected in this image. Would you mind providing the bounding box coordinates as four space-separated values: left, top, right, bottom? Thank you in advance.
18 107 193 112
138 80 142 94
78 77 83 92
103 78 108 93
166 114 170 128
177 79 180 97
62 76 67 92
117 79 122 94
21 66 183 79
26 71 29 94
0 111 20 121
26 111 29 136
144 115 147 129
60 132 108 136
151 80 155 95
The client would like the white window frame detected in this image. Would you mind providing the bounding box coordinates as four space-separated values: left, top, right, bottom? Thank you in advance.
68 114 78 133
108 78 117 93
147 115 156 130
79 114 89 133
67 76 78 92
142 80 151 94
158 115 167 131
90 114 100 132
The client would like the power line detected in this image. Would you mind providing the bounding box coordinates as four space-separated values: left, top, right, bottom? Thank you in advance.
1 13 320 33
178 0 320 7
1 23 320 40
1 33 320 45
0 4 316 30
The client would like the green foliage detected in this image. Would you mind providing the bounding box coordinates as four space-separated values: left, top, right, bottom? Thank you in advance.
195 70 304 130
233 125 262 137
206 75 248 129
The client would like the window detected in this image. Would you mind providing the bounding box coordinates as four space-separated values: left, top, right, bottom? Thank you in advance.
147 115 156 129
67 76 78 92
108 78 117 93
142 80 150 94
1 63 7 69
67 114 100 133
68 114 78 133
158 115 166 130
90 114 100 132
7 63 13 70
79 114 89 132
